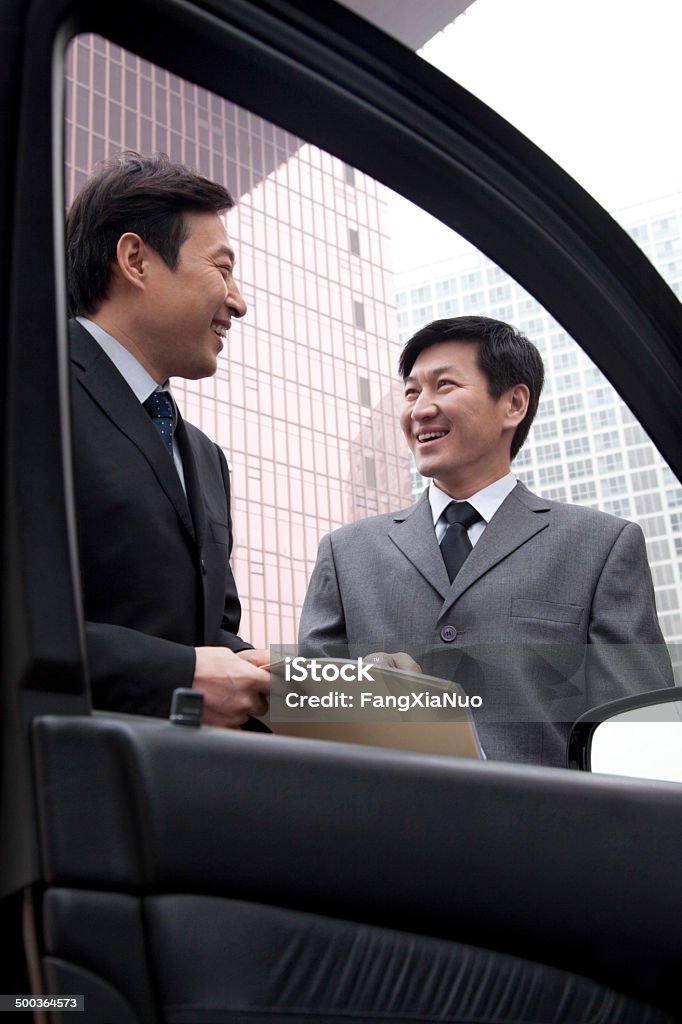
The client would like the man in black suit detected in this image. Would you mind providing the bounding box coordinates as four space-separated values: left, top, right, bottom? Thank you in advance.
66 152 269 726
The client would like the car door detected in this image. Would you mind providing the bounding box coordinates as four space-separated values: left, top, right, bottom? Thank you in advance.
1 0 681 1021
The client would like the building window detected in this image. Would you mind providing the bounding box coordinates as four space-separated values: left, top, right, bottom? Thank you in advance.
627 446 655 469
344 163 355 186
553 351 578 371
603 498 632 518
358 376 371 408
539 465 564 486
410 284 432 304
462 271 482 289
364 456 377 489
656 589 680 613
533 421 558 440
411 305 432 325
588 387 614 408
571 482 598 503
435 278 457 297
556 372 582 392
635 492 663 516
462 291 485 311
564 437 591 457
600 475 627 497
583 365 605 386
640 516 666 538
562 415 587 435
536 443 561 463
348 227 360 256
568 459 594 479
353 301 366 330
653 216 678 237
591 409 618 430
543 486 567 502
594 430 620 451
559 394 584 414
486 265 506 284
536 399 556 419
597 453 624 475
648 539 671 562
631 469 658 492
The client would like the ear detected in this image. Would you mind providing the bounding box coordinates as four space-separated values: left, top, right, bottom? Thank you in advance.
115 232 147 290
503 384 530 428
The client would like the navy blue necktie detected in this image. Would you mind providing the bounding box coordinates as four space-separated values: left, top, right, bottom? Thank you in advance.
143 390 175 457
440 501 481 582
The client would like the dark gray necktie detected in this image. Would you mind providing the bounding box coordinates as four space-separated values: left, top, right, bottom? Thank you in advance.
440 501 481 582
143 390 175 457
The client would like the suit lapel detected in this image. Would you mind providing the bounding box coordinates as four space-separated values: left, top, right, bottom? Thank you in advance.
175 416 206 550
440 482 550 613
388 490 452 600
70 321 196 542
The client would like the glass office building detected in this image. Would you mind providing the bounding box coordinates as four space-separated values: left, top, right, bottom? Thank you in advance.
65 35 411 648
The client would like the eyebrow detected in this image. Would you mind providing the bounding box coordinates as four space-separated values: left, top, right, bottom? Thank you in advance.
404 365 457 384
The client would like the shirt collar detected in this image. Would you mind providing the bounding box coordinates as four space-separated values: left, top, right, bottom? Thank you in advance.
428 472 517 526
77 316 171 404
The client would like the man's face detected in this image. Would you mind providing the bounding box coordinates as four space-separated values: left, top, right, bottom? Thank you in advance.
141 210 246 381
399 340 521 498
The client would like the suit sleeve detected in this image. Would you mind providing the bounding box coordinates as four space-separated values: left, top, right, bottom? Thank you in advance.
585 520 673 705
298 534 349 657
86 622 197 717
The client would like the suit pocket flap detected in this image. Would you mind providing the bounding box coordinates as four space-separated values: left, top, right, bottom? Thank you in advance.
511 598 583 625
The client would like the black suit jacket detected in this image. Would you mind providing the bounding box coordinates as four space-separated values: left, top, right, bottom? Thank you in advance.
69 319 250 716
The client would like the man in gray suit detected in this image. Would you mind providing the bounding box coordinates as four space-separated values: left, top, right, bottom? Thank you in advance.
298 316 672 766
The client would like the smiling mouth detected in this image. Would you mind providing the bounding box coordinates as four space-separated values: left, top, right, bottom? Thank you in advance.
416 430 449 444
211 320 230 339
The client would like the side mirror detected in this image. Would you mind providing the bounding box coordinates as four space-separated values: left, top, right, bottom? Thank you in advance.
567 686 682 783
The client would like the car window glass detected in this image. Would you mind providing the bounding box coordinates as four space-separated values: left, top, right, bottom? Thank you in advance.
65 34 681 683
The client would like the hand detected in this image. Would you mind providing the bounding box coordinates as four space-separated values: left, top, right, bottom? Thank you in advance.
363 651 422 673
236 647 270 668
193 647 270 727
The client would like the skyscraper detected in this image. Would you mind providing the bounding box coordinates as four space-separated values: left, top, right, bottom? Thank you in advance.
65 34 411 648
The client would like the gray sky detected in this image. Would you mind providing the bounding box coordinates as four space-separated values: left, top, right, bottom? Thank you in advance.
388 0 681 273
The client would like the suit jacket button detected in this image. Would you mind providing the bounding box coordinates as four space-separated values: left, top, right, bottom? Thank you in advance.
440 625 457 642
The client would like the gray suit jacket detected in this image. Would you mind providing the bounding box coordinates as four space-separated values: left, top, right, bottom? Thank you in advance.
298 483 672 766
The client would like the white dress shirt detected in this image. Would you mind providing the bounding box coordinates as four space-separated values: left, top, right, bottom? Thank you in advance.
77 316 186 492
429 472 517 546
